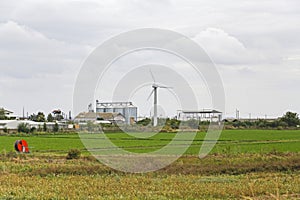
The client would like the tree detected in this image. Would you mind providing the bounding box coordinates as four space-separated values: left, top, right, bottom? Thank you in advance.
168 118 180 129
29 112 46 122
37 124 42 132
53 123 59 132
37 112 46 122
43 122 47 132
47 113 54 122
280 111 300 127
54 114 64 121
0 108 7 120
52 110 64 121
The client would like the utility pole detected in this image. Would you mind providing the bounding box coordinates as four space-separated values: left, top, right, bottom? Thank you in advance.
249 113 251 120
236 109 240 120
22 106 25 118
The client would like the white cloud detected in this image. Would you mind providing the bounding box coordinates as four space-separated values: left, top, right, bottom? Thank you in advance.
193 28 264 65
0 20 91 115
0 21 91 79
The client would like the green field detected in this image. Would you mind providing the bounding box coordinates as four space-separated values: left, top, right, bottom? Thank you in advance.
1 130 300 155
1 130 300 199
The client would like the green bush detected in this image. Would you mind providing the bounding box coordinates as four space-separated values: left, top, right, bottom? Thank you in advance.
3 127 8 133
66 149 81 160
17 123 30 133
136 118 151 126
53 123 59 132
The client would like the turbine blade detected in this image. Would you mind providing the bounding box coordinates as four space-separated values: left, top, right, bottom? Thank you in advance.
149 69 156 83
157 85 173 89
147 89 155 101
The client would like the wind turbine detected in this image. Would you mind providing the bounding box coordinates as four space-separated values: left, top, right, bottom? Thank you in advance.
147 69 172 126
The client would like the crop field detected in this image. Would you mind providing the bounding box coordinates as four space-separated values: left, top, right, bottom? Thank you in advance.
0 129 300 199
1 130 300 155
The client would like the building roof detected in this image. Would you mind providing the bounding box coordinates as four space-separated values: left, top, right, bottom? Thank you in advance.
74 112 124 121
0 108 13 114
181 109 222 114
98 112 123 120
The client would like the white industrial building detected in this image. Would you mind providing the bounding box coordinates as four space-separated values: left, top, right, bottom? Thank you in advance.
0 120 68 132
95 101 137 124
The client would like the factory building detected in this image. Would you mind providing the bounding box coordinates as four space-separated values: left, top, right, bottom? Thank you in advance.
96 101 137 124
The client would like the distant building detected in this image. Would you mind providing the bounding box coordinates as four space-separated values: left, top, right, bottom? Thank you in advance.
96 101 137 124
0 108 17 120
0 120 68 132
74 112 125 124
177 109 222 122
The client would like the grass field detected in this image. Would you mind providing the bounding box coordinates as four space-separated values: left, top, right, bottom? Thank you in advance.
1 130 300 155
1 129 300 199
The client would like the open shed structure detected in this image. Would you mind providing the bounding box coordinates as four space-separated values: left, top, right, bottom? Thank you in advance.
177 109 222 122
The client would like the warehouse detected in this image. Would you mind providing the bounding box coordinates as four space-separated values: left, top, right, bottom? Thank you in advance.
74 112 125 124
0 120 68 132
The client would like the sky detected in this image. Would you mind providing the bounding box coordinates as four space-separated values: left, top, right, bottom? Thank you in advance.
0 0 299 119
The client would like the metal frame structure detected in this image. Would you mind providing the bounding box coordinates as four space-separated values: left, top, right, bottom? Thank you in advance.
177 109 222 122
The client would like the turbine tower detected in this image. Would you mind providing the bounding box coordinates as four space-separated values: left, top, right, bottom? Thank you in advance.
147 69 172 126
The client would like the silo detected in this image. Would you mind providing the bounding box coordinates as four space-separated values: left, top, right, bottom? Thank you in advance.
113 106 125 115
124 103 137 124
96 103 106 113
105 104 114 113
95 101 138 124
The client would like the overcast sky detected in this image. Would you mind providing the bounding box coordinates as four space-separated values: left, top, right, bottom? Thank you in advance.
0 0 299 118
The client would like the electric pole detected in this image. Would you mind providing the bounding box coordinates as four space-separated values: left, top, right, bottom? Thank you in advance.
236 109 240 120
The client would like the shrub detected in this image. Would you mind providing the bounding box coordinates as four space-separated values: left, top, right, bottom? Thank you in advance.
3 127 8 133
53 123 59 132
280 111 300 127
186 119 199 129
5 151 17 159
136 118 151 126
66 149 81 160
43 123 47 132
17 123 30 133
30 127 36 133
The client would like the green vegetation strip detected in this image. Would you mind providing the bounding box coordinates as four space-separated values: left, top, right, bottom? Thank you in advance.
0 130 299 155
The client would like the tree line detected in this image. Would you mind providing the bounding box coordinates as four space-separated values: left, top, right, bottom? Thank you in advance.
225 111 300 129
136 111 300 131
28 111 64 122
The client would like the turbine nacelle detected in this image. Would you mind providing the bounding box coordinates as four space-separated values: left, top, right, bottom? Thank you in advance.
152 84 171 89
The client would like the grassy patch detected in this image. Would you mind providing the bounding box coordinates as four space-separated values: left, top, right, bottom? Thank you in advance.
0 153 299 199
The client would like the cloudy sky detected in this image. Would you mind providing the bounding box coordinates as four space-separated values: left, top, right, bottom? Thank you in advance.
0 0 299 118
